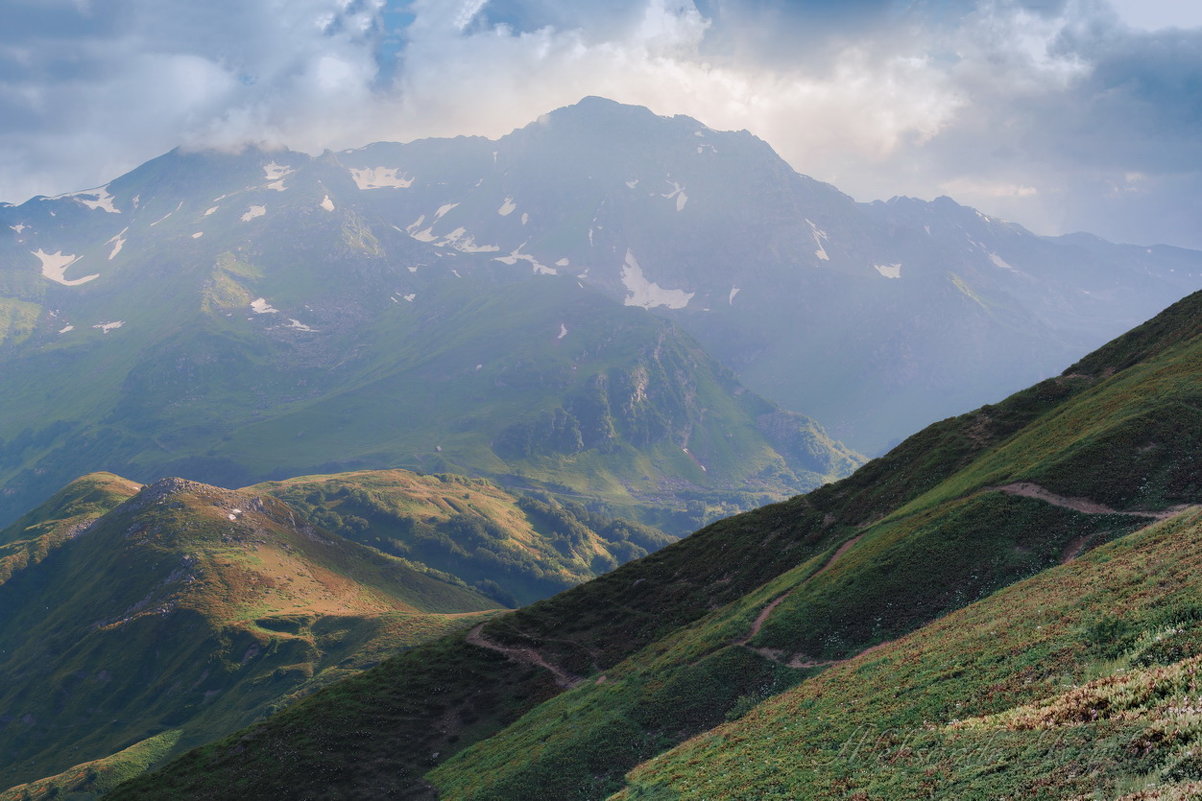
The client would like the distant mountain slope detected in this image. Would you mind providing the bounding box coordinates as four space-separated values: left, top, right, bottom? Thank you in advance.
253 468 673 606
105 287 1202 800
0 176 860 530
0 475 497 793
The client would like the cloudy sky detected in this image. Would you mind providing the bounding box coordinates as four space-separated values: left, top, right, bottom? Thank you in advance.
2 0 1200 247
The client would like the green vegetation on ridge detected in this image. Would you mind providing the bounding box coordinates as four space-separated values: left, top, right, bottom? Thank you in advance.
108 282 1202 800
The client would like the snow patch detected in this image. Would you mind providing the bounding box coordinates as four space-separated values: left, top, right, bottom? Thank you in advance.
806 219 830 261
241 205 266 222
93 321 123 334
403 293 415 302
286 319 317 332
406 215 426 233
250 298 278 314
265 180 287 192
150 201 183 226
263 162 294 181
988 252 1017 272
555 258 570 267
191 232 204 239
411 227 438 242
64 186 120 213
320 195 335 212
497 197 517 216
557 323 568 340
521 212 529 226
58 325 74 334
349 166 413 190
493 243 555 274
620 250 693 310
434 202 459 219
204 206 219 217
662 181 688 212
625 179 639 189
874 263 902 279
107 228 128 260
729 286 741 304
34 249 99 286
10 223 27 233
440 227 500 253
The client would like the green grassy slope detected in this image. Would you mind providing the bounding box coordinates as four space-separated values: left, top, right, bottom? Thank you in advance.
614 508 1202 801
109 290 1202 801
0 476 497 793
253 469 672 606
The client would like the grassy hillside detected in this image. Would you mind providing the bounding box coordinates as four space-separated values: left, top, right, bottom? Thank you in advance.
108 290 1202 801
615 508 1202 800
254 469 673 606
0 476 498 793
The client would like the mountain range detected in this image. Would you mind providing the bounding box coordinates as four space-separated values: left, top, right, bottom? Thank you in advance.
3 97 1200 533
92 286 1202 801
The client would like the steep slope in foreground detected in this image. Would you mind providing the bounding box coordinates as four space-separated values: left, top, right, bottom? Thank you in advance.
110 290 1202 800
616 510 1202 800
0 476 497 793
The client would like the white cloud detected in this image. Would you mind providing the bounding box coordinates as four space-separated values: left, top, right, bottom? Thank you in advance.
1 0 1200 247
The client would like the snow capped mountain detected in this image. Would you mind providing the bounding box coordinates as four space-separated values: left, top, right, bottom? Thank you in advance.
0 96 1198 523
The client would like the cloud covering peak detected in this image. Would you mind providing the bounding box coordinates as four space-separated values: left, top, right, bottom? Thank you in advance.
2 0 1200 248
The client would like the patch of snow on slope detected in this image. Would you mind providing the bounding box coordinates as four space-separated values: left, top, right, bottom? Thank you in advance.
729 286 741 304
241 205 266 222
107 228 128 260
263 162 294 181
625 179 639 188
403 293 415 302
662 181 688 211
621 250 693 309
806 219 830 261
493 243 556 274
10 223 27 233
286 319 317 332
988 252 1017 272
411 228 438 242
266 180 288 191
34 249 99 286
874 263 902 279
320 195 335 212
63 186 120 213
93 321 123 333
349 167 414 190
439 227 500 253
558 324 568 340
521 212 529 225
58 325 73 334
498 197 517 216
406 215 426 233
555 258 570 267
204 206 219 216
150 201 183 226
434 202 459 219
250 298 278 314
191 232 204 239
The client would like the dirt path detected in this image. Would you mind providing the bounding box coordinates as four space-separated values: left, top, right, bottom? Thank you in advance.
994 482 1188 519
466 624 582 689
733 534 864 658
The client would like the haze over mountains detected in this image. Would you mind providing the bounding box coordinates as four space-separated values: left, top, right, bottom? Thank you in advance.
1 101 1197 519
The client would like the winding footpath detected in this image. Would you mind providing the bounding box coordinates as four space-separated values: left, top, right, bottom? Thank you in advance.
466 623 583 689
737 482 1196 668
